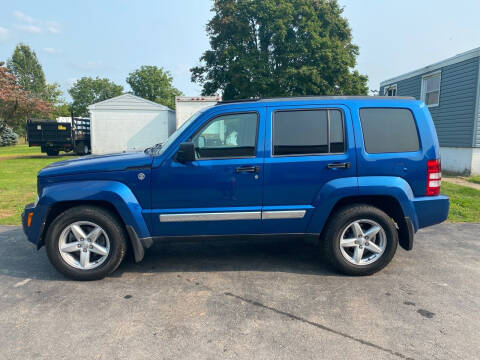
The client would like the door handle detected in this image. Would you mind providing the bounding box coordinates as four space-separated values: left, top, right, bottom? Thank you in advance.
236 166 260 173
327 162 351 169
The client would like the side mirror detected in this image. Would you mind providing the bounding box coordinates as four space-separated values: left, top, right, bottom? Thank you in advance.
175 142 196 163
197 135 206 148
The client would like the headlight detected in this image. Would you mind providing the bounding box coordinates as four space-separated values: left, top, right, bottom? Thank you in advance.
34 195 39 207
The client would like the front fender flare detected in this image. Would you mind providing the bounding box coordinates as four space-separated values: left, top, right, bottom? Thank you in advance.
39 180 151 261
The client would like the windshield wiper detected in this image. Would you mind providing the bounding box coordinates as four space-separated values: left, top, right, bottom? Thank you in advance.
144 142 164 154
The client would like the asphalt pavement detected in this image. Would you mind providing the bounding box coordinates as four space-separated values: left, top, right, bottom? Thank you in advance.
0 223 479 360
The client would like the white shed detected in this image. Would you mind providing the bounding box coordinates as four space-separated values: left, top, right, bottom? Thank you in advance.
88 94 175 155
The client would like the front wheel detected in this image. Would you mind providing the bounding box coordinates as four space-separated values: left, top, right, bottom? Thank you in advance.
322 204 398 276
45 206 127 280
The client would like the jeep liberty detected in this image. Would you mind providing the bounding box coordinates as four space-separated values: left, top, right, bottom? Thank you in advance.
22 97 449 280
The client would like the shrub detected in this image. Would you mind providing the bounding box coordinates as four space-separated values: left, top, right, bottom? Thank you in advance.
0 126 19 146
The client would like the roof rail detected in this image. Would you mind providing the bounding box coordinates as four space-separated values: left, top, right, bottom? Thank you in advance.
215 96 415 105
258 96 416 101
216 98 261 104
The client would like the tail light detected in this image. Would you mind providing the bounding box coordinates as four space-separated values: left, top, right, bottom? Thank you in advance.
426 159 441 196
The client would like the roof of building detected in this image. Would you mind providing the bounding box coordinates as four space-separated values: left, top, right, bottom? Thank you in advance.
380 47 480 86
88 93 173 111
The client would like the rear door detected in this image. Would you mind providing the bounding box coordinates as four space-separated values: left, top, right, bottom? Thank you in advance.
262 104 356 234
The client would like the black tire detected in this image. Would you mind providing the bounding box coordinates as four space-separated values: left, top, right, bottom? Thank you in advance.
46 149 59 156
45 206 127 280
321 204 398 276
75 141 87 155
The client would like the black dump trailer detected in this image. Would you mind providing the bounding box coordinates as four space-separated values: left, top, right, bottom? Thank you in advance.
26 117 91 156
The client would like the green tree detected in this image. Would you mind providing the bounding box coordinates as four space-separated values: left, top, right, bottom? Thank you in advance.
191 0 368 100
7 43 46 97
43 83 63 105
126 66 183 109
42 82 72 120
68 77 123 116
52 103 71 119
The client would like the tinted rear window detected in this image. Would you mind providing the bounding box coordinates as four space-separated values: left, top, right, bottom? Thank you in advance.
329 110 344 153
273 109 344 156
359 108 420 153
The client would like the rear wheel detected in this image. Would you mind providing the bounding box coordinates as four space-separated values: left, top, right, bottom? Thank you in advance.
46 149 59 156
45 206 127 280
322 204 398 276
75 141 89 155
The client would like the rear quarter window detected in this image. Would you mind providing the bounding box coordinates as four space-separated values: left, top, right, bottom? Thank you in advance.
359 108 420 154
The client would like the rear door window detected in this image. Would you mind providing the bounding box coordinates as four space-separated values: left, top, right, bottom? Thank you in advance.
359 108 420 154
273 109 345 156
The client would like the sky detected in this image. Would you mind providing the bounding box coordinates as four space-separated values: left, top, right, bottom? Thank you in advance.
1 0 479 101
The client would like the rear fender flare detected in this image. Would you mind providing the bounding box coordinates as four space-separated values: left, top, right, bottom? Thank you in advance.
356 176 419 230
306 177 359 233
306 176 419 233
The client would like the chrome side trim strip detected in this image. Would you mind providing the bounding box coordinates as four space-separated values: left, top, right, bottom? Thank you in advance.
160 211 261 222
262 210 306 220
159 210 307 222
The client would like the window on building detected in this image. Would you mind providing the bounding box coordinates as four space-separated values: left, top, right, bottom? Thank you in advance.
359 108 420 154
384 84 397 96
191 112 258 159
273 109 345 156
422 72 441 107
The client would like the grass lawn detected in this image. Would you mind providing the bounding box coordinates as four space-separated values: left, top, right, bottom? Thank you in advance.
1 145 480 225
0 144 40 157
0 145 72 225
442 182 480 222
468 176 480 185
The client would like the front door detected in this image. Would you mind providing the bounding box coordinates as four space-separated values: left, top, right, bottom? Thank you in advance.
150 109 265 237
262 105 356 234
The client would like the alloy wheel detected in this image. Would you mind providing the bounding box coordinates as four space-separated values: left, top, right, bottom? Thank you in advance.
58 221 110 270
339 219 387 266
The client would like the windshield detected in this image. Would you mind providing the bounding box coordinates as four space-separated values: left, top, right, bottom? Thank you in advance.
153 110 203 155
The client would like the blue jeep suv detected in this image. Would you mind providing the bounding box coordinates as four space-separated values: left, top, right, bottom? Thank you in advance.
22 96 449 280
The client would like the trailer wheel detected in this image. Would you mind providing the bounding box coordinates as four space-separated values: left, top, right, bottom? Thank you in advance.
46 149 59 156
75 142 88 156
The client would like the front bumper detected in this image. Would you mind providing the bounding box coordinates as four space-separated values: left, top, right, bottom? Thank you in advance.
22 202 49 247
413 195 449 229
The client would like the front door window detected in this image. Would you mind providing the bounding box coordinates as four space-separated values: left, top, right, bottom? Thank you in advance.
191 113 258 159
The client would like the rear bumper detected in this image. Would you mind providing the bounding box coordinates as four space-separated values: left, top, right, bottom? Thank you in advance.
413 195 449 229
